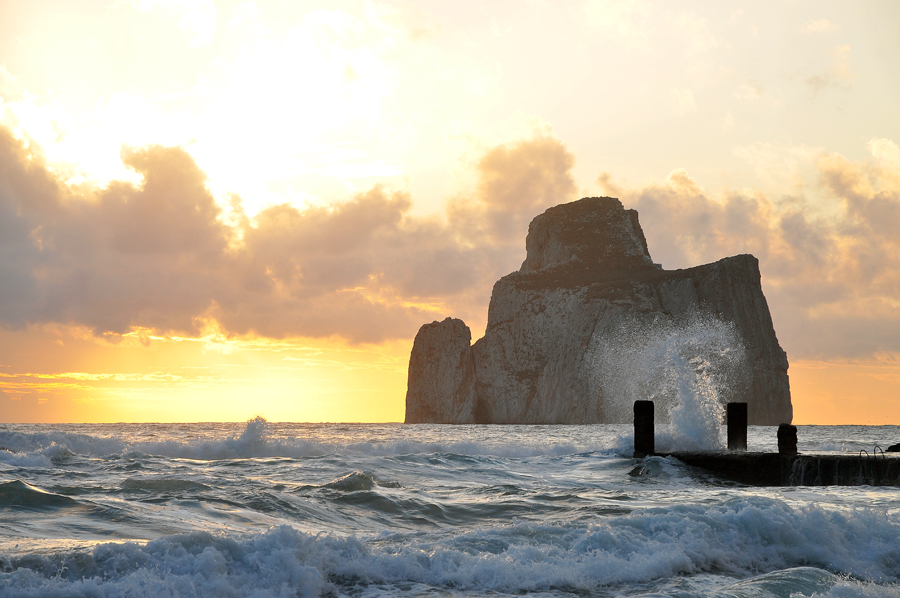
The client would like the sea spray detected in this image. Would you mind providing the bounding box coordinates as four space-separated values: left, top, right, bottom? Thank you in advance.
235 415 270 451
590 313 748 450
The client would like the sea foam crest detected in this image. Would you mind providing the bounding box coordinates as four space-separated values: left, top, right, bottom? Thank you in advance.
0 430 126 465
1 420 610 462
591 313 748 450
2 496 900 597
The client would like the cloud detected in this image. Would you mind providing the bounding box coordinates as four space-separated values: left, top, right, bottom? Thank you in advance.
584 0 653 50
674 14 719 54
868 138 900 170
0 140 233 336
670 88 697 117
733 80 780 108
584 1 719 55
598 138 900 360
721 111 734 133
734 83 761 102
0 127 576 344
132 0 218 46
449 136 576 244
801 19 838 34
806 45 855 93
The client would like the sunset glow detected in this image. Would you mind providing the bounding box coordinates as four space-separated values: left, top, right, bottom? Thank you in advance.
1 1 899 423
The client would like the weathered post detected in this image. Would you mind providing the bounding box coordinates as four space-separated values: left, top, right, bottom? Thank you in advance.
777 423 798 456
727 402 748 451
633 400 654 458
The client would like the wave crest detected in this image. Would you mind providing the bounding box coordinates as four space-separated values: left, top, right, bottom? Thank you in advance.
3 497 900 596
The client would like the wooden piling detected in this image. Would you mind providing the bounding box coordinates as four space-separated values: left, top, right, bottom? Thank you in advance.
634 400 655 458
777 423 798 456
726 402 748 451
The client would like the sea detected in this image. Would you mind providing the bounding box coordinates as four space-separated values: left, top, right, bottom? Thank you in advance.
1 420 899 597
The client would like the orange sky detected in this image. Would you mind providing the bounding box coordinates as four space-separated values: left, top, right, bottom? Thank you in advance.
1 1 899 424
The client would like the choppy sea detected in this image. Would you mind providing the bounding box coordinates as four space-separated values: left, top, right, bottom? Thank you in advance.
1 420 899 597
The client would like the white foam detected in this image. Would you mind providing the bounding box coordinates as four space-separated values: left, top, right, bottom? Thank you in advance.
591 313 747 450
0 421 613 462
0 430 126 460
2 496 899 597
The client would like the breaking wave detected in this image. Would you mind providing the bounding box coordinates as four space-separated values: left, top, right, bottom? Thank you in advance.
0 418 610 462
2 497 899 597
591 313 748 450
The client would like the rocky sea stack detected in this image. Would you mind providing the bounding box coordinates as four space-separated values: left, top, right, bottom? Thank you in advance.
406 197 792 425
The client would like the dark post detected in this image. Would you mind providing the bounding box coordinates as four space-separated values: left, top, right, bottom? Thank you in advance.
777 424 798 456
634 400 654 458
726 402 748 451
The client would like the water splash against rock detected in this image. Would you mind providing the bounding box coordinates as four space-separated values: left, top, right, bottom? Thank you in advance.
591 315 748 450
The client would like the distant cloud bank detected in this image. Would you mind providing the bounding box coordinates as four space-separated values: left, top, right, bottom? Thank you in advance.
3 125 899 360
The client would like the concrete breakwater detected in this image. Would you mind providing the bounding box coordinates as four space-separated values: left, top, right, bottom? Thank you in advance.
634 400 900 486
652 450 900 487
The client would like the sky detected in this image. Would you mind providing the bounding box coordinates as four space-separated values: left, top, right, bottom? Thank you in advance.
1 0 899 424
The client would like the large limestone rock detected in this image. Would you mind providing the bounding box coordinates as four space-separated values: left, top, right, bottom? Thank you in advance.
405 197 792 425
405 318 479 424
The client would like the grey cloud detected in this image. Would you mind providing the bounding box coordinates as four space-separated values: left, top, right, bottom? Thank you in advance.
0 173 43 323
104 146 230 257
450 136 576 245
600 159 900 360
819 153 900 240
0 128 577 343
607 172 771 270
805 45 854 94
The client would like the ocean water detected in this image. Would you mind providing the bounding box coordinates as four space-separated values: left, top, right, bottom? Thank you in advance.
1 420 899 597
